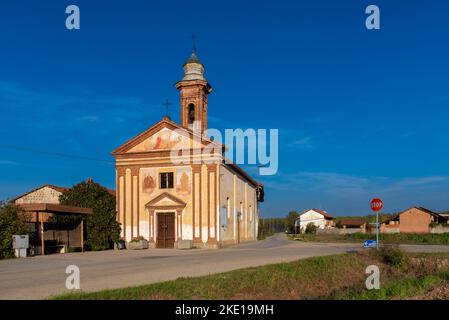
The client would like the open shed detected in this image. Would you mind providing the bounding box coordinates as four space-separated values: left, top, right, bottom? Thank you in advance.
18 203 92 255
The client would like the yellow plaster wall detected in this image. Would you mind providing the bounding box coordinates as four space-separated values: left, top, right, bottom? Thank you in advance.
138 165 194 241
117 163 257 245
209 170 216 239
132 176 138 237
119 176 125 238
115 130 257 247
201 164 208 243
194 171 200 239
219 165 257 244
125 169 132 240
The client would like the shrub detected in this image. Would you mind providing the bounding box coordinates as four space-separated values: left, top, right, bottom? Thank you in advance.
379 246 408 269
0 204 28 259
59 180 120 251
130 236 147 243
429 221 439 228
305 223 318 234
429 222 449 229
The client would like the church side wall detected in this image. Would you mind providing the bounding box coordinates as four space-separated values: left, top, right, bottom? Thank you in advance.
219 165 257 246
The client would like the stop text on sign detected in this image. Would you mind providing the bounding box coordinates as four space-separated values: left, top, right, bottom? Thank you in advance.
370 198 383 212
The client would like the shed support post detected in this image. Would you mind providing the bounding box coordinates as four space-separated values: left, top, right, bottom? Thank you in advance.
40 213 44 256
80 219 84 253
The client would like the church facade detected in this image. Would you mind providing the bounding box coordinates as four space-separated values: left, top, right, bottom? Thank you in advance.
112 51 263 248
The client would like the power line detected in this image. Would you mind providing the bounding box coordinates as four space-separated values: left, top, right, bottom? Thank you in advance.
0 145 114 165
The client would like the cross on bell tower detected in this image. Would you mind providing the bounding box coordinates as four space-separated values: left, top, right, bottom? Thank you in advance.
175 47 212 134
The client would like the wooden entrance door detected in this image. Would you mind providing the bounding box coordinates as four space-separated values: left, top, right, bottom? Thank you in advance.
157 212 175 248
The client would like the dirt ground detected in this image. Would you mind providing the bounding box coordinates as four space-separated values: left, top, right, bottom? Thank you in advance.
408 281 449 300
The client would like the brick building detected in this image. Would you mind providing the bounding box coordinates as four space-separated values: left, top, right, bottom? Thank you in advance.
383 207 449 234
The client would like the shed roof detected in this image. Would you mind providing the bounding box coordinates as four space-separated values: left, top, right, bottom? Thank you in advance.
18 203 92 215
10 184 68 202
339 218 366 227
11 183 115 203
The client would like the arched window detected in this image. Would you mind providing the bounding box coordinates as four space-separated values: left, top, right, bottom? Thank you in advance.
188 103 195 124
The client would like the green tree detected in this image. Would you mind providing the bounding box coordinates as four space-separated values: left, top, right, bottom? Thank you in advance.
305 222 317 234
286 211 299 233
0 203 28 259
59 180 120 251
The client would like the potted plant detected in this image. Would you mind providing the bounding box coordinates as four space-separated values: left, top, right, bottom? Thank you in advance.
116 238 126 250
127 236 149 250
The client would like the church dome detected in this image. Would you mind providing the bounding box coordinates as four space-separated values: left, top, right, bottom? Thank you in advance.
182 51 206 81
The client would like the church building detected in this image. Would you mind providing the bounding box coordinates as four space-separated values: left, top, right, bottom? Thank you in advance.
112 50 264 248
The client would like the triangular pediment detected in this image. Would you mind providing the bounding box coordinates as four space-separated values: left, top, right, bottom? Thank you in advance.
145 192 186 209
127 126 189 153
112 118 221 155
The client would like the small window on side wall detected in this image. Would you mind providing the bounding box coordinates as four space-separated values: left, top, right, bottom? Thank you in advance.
160 172 174 189
221 206 227 230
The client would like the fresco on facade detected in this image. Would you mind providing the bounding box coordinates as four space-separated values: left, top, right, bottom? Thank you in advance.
176 167 191 195
144 128 183 150
141 168 157 194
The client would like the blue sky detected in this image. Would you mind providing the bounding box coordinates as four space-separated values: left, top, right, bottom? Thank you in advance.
1 0 449 216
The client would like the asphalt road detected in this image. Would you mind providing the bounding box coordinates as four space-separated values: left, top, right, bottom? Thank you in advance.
1 234 448 299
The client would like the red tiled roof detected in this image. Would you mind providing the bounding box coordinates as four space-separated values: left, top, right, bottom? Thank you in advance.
10 184 68 202
339 218 365 227
415 206 440 217
225 163 260 188
301 208 334 219
312 208 334 219
382 207 449 223
11 184 116 202
400 207 449 220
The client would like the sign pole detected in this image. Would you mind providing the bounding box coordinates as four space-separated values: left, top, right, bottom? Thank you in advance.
376 211 379 250
370 198 383 250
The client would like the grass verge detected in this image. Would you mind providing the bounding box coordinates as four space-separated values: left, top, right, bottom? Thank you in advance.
334 270 449 300
52 249 449 300
289 232 449 245
52 253 373 300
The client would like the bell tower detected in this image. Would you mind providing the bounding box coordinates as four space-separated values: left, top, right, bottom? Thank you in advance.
176 50 212 134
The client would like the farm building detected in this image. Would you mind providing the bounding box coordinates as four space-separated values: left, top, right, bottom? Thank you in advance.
382 207 449 234
294 209 334 233
338 218 366 233
10 182 115 255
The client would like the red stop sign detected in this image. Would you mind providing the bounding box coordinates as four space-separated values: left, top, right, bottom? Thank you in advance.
370 198 383 212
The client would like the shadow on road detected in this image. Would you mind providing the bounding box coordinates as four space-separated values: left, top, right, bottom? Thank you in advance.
140 255 174 260
229 233 292 250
